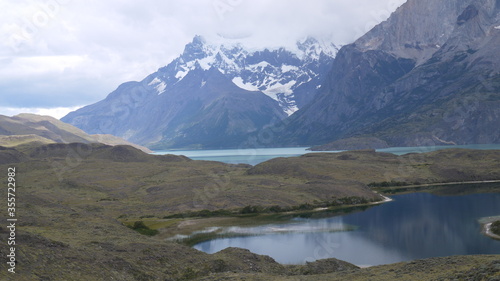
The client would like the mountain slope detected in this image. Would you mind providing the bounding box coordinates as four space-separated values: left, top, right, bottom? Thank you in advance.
278 0 500 147
0 113 97 144
63 36 337 149
0 114 151 152
64 67 286 149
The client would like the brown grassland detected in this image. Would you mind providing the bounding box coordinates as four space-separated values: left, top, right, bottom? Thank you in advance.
0 143 499 280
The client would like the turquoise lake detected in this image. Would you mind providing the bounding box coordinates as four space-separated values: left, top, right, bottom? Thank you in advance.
153 144 500 165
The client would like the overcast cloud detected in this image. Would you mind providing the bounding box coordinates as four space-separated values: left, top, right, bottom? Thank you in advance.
0 0 406 118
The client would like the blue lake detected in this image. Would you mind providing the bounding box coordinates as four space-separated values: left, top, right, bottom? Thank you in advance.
153 144 500 165
193 191 500 266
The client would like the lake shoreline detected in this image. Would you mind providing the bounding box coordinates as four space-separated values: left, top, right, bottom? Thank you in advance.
479 216 500 240
483 222 500 240
159 198 389 245
373 180 500 194
192 191 500 266
147 180 500 246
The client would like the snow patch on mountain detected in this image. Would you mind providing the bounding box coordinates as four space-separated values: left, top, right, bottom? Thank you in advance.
232 77 259 92
281 65 299 72
146 35 338 115
175 69 188 80
250 61 271 69
148 77 161 85
265 80 296 98
285 105 299 116
155 82 167 95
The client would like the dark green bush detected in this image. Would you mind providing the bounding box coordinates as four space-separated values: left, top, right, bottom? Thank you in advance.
240 205 262 214
491 220 500 236
128 221 159 236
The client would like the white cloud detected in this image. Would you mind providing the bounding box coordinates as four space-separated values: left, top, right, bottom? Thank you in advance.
0 0 407 114
0 106 83 119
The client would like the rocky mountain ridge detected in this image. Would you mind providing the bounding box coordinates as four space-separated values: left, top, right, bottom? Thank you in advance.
151 36 337 115
277 0 500 147
62 36 338 149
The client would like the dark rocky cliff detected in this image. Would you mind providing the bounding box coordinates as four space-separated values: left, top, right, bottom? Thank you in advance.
279 0 500 147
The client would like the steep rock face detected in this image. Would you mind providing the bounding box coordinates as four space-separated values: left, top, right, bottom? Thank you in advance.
356 0 474 64
279 0 500 147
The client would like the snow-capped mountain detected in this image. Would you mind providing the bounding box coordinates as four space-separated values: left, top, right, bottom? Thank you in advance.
62 35 338 149
144 35 338 115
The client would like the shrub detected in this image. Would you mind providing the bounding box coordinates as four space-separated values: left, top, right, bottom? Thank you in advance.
268 205 283 213
240 205 261 214
368 181 409 188
491 220 500 236
128 221 159 236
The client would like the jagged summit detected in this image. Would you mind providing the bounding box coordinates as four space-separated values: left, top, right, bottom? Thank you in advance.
61 35 338 149
64 34 343 149
145 35 338 115
297 36 339 60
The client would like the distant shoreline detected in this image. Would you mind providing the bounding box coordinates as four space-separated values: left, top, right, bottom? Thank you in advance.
374 180 500 193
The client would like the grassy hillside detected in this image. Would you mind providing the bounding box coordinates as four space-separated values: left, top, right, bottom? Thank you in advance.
0 114 151 153
249 149 500 186
0 143 499 280
0 134 53 147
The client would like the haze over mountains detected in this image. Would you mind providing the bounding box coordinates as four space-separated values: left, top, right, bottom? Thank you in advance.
62 0 500 150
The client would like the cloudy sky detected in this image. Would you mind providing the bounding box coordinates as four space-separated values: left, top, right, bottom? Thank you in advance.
0 0 406 119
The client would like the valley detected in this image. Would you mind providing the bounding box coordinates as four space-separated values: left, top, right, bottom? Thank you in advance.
1 0 499 280
1 143 499 280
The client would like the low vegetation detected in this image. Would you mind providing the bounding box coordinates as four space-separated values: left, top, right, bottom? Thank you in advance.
368 181 416 187
126 221 159 236
1 143 499 280
491 220 500 236
164 197 375 220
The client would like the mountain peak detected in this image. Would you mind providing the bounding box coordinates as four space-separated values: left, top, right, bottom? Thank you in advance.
181 35 210 61
146 35 338 115
297 36 339 59
192 34 206 44
62 34 338 148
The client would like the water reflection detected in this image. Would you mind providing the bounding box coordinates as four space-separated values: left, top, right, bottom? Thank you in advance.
194 192 500 266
